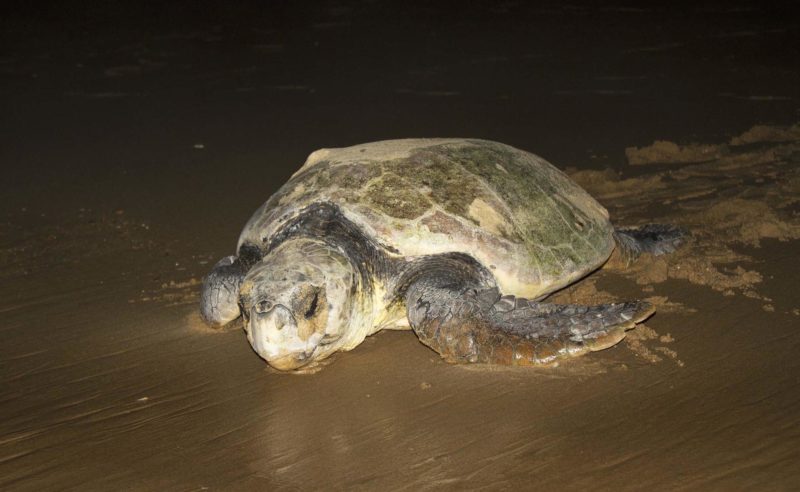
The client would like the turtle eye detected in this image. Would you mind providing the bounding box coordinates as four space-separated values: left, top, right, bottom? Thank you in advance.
304 290 319 319
255 299 274 314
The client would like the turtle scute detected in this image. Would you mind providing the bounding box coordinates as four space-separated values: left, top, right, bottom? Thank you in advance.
238 138 616 301
203 138 678 371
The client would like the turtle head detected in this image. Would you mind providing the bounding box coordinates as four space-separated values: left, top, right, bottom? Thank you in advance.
239 239 355 371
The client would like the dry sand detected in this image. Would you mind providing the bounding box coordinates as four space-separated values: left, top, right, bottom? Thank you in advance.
3 2 800 490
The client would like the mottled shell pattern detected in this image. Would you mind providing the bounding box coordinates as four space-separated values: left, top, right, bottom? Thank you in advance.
238 139 615 299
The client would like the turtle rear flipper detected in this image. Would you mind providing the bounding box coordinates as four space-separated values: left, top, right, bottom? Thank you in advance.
614 224 687 265
200 256 246 325
406 280 653 366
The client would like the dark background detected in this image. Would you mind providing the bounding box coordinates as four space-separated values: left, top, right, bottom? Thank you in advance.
3 1 799 244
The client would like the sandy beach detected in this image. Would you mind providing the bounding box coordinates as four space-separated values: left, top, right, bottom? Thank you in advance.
2 2 799 490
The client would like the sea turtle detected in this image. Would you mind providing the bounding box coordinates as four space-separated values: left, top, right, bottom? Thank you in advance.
201 139 683 371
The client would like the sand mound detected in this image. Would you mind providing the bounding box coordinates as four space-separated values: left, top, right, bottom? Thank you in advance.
625 140 728 165
569 122 800 303
730 123 800 146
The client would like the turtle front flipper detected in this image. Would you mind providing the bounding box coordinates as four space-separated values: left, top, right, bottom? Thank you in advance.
406 279 654 366
200 256 247 325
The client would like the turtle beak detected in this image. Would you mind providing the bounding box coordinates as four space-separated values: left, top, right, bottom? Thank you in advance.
246 304 317 370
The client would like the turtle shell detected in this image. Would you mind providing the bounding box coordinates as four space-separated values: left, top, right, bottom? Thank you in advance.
238 139 614 298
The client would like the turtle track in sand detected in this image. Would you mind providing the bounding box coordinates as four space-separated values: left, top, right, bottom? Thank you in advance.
549 122 800 365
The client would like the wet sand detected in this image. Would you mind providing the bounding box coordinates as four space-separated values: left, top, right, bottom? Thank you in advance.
2 2 800 490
